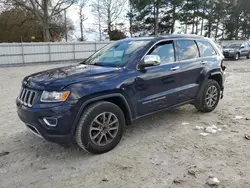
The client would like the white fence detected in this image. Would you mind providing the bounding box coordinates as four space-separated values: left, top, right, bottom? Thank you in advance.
216 40 247 47
0 40 248 65
0 41 112 65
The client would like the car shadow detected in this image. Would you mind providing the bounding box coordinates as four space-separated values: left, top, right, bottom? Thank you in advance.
5 105 199 161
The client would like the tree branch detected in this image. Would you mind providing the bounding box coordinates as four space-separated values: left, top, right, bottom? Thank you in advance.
12 0 42 20
33 0 43 9
50 0 65 18
52 1 75 17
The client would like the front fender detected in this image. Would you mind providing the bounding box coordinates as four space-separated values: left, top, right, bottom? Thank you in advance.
70 93 133 135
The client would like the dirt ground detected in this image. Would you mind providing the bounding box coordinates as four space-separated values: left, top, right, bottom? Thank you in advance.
0 59 250 188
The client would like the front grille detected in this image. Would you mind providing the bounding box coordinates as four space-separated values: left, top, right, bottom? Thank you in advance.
223 52 229 57
18 88 37 107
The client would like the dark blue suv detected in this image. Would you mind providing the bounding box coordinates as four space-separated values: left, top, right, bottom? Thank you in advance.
16 35 226 154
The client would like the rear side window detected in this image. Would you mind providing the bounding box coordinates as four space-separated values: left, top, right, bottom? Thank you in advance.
176 40 199 60
197 40 217 57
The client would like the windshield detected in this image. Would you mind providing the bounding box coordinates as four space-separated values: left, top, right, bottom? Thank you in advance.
225 43 242 49
83 40 150 67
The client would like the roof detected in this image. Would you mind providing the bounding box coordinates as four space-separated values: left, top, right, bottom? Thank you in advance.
122 34 206 42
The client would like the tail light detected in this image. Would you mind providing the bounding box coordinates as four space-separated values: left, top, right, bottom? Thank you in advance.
221 59 226 71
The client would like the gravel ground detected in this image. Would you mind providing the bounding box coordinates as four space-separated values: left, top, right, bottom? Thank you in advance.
0 60 250 188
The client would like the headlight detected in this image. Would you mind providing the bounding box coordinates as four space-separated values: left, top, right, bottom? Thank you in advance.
41 91 70 102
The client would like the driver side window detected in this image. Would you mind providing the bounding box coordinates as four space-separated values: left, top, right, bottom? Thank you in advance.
148 41 175 64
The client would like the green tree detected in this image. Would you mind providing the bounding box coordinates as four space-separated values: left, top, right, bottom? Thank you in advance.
109 29 126 40
0 8 74 42
6 0 77 42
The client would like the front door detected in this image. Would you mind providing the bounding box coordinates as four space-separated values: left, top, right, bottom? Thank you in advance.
135 40 182 116
240 43 249 56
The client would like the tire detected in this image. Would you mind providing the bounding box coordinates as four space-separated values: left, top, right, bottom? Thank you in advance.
247 53 250 59
195 79 221 113
75 101 125 154
234 53 240 60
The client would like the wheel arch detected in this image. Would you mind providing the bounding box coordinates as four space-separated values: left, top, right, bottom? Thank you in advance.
208 72 223 89
197 70 223 99
71 93 133 135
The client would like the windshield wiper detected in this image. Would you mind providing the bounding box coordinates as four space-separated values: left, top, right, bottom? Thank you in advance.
92 63 107 67
80 59 87 65
92 62 118 67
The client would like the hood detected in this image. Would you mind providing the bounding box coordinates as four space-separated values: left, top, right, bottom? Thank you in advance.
23 64 120 90
223 48 239 51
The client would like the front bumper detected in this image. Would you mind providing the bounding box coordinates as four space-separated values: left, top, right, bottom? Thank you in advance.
223 51 236 58
16 100 78 144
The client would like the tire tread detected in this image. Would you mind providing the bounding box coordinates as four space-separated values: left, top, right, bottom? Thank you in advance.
75 101 125 154
195 79 220 113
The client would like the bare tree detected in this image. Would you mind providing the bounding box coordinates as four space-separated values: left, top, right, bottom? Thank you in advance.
78 0 87 41
97 0 101 40
7 0 77 42
91 0 127 40
91 0 103 40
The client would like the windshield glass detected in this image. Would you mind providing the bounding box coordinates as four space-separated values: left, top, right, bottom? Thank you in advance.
225 43 242 48
83 40 150 67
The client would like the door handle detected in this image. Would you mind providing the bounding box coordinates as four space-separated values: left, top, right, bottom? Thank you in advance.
170 66 180 71
201 61 208 65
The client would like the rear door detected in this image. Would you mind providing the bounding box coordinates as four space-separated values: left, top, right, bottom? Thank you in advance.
176 39 217 102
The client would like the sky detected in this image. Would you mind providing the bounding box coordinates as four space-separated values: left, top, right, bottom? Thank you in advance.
65 1 193 42
67 4 97 41
67 1 129 41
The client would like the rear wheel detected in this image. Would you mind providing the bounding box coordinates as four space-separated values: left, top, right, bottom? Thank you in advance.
247 53 250 59
195 79 221 113
75 101 125 154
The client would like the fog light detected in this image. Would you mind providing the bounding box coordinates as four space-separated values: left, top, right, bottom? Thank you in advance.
43 117 58 127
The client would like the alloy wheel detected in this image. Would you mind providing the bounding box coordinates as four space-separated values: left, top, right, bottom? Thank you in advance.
235 53 239 60
89 112 119 146
205 85 218 108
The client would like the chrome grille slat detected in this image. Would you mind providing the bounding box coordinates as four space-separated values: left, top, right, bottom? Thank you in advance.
28 92 33 107
18 88 37 107
21 89 26 101
19 88 24 100
23 90 29 105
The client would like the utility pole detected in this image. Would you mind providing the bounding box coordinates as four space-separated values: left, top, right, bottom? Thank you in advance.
154 0 159 35
97 0 102 41
64 10 68 42
129 0 133 37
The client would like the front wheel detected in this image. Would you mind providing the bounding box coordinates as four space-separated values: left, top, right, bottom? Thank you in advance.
195 79 221 113
234 53 240 60
75 101 125 154
247 53 250 59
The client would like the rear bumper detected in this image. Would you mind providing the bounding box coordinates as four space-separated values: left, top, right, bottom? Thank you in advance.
16 100 78 144
220 88 224 99
221 71 226 99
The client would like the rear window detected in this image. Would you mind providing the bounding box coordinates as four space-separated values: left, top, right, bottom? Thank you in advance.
196 40 217 57
176 40 199 60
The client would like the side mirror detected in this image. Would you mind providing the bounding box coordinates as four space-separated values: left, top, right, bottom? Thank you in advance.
240 46 244 49
139 55 161 69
